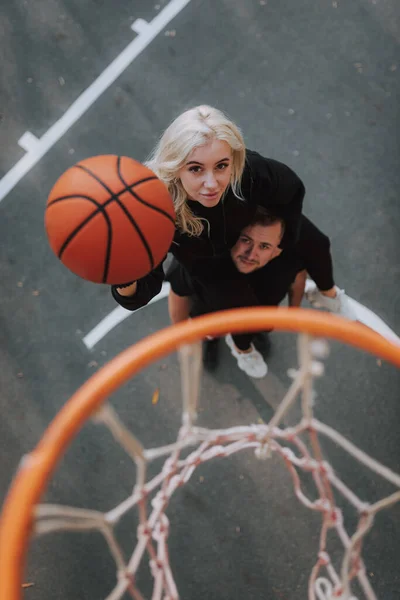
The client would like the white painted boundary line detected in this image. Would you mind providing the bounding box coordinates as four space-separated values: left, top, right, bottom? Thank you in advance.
0 0 192 203
305 279 400 345
82 282 170 350
342 297 400 345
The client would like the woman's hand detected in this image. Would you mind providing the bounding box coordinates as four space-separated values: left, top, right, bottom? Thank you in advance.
115 282 138 297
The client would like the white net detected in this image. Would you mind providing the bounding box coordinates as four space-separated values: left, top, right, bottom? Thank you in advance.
33 334 400 600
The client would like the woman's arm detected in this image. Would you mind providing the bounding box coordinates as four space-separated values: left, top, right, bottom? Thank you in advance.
111 261 165 311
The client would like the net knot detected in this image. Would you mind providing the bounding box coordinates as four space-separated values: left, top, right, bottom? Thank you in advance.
150 558 164 576
255 444 271 460
314 578 358 600
314 578 334 599
315 498 333 515
117 569 135 586
154 514 170 538
330 507 343 526
317 551 330 566
137 523 152 539
318 460 333 477
152 491 169 511
359 503 371 516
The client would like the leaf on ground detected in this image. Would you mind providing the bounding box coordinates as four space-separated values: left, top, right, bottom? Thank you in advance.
152 388 160 405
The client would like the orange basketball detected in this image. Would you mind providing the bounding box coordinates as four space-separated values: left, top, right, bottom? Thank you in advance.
45 155 176 284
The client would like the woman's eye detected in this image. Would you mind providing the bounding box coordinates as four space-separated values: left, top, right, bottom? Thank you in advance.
216 163 229 170
189 166 202 173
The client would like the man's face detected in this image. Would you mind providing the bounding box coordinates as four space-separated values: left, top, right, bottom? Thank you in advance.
231 221 283 274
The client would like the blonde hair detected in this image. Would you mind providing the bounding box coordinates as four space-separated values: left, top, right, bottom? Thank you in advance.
146 105 246 236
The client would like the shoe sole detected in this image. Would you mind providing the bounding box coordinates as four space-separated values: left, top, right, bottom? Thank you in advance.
237 362 268 378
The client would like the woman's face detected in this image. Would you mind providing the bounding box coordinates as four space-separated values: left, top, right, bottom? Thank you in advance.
178 139 233 208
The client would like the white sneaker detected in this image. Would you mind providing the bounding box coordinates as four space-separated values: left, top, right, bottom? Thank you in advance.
306 283 358 321
225 334 268 378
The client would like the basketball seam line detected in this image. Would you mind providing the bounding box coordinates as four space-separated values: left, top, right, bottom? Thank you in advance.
75 161 155 274
47 194 115 207
48 161 172 282
57 196 113 284
46 175 160 209
115 158 175 225
47 185 153 283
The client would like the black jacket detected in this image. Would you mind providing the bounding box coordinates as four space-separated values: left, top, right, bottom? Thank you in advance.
112 149 305 310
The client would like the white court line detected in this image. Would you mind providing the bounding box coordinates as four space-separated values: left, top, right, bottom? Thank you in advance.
347 297 400 345
82 282 170 350
0 0 193 203
18 132 40 152
305 280 400 345
83 280 400 351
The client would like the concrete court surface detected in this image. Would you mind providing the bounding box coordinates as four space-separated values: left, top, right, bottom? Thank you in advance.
0 1 399 599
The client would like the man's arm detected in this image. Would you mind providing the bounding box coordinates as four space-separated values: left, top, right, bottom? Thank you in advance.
295 215 336 292
288 270 307 307
246 151 305 248
111 260 165 311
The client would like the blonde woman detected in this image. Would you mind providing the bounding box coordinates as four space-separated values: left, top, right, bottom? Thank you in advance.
112 106 348 371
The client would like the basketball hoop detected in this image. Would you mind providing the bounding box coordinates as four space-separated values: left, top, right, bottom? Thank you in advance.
1 307 399 600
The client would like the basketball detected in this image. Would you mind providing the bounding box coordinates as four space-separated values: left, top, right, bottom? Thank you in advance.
45 155 176 284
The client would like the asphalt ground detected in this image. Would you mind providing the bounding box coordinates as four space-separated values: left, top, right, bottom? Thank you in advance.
0 1 399 598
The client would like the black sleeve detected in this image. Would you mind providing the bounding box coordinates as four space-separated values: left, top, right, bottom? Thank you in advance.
111 260 165 311
295 216 335 291
245 150 305 249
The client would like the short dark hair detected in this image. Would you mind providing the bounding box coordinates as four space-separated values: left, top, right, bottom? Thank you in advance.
250 205 285 235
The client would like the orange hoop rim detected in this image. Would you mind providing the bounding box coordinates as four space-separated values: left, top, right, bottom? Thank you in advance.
1 307 399 600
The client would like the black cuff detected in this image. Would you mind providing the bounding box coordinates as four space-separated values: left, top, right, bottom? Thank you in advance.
114 281 135 289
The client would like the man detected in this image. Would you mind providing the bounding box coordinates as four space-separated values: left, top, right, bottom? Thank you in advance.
185 208 308 378
112 208 356 378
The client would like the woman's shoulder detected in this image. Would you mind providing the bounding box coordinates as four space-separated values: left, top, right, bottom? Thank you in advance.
244 148 300 180
243 148 305 204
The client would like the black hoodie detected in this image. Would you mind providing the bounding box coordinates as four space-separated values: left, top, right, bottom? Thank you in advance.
112 149 306 310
